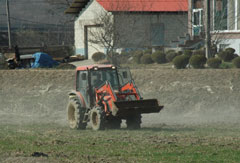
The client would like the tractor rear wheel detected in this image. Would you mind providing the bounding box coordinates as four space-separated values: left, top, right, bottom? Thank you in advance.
90 106 105 130
126 114 142 129
67 98 87 129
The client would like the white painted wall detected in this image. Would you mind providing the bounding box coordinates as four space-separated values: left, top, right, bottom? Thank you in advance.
74 0 107 59
217 39 240 55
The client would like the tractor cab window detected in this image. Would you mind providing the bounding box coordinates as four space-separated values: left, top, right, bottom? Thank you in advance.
118 68 132 86
77 71 88 91
91 69 119 90
76 70 90 106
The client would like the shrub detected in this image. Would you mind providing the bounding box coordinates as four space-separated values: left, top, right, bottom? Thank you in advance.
225 47 235 54
140 54 154 64
172 55 189 69
233 54 239 58
118 51 131 64
220 62 233 69
151 51 166 63
92 52 105 62
166 50 178 62
217 50 234 62
144 49 152 54
183 50 192 57
189 55 207 68
177 51 183 56
207 58 222 68
232 57 240 68
193 49 205 56
133 51 144 64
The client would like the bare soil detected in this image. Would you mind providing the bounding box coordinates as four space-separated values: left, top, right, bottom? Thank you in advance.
0 68 240 126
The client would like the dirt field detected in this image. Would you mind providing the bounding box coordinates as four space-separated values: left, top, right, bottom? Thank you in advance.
0 68 240 125
0 67 240 162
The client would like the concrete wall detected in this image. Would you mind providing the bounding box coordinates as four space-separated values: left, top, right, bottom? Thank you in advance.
114 12 188 48
74 0 107 59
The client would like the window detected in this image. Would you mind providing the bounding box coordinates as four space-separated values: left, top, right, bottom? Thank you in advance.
214 0 240 31
238 0 240 29
77 71 88 91
151 24 165 46
192 9 203 36
90 69 119 90
118 68 132 86
214 0 228 30
228 0 235 30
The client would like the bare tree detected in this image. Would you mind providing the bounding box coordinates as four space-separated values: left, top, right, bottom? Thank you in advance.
86 0 155 65
84 0 189 65
88 11 117 64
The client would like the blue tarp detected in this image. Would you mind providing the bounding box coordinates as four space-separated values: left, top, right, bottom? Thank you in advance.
31 52 59 68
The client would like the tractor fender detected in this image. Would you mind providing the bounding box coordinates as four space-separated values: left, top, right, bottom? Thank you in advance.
68 91 86 108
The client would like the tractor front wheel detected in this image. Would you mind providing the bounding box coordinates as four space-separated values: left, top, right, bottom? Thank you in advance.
90 107 105 130
126 114 142 129
67 98 87 129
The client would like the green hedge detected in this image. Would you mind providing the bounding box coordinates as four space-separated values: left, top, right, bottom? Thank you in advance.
207 58 222 68
189 55 207 68
232 57 240 68
183 50 192 57
217 48 235 62
92 52 106 62
166 50 178 62
133 51 144 64
151 51 166 64
225 48 235 54
193 49 205 57
173 55 189 69
141 54 154 64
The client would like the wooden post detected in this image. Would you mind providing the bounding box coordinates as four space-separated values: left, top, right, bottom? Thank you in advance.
6 0 12 48
84 26 88 59
205 0 211 58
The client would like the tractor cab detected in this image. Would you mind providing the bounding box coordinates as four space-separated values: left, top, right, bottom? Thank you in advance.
76 65 133 107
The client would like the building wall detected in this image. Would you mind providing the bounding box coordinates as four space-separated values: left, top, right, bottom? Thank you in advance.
114 12 188 48
74 0 107 59
212 33 240 54
189 0 240 54
75 0 188 59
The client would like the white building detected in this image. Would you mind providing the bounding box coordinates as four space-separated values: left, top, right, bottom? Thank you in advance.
66 0 188 59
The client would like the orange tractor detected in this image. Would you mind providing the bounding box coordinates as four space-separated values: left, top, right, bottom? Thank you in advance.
67 65 163 130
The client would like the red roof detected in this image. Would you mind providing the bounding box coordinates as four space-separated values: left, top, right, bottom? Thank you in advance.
96 0 188 12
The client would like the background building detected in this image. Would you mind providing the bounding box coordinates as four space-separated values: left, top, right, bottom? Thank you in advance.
66 0 189 59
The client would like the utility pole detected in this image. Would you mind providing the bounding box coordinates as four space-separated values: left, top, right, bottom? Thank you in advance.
205 0 211 58
6 0 12 48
